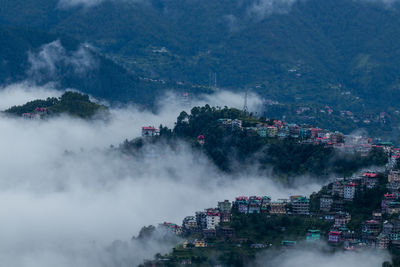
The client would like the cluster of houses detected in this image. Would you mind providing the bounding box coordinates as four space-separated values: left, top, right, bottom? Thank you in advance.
141 126 160 137
216 117 399 156
22 107 47 119
339 109 389 125
156 169 400 252
308 170 400 251
157 194 314 248
140 116 399 158
218 117 345 146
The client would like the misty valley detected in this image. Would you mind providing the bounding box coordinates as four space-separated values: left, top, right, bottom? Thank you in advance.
2 0 400 266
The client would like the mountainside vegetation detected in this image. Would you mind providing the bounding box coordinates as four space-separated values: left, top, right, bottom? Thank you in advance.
4 91 107 118
1 0 400 110
121 106 388 181
0 27 184 106
2 0 400 140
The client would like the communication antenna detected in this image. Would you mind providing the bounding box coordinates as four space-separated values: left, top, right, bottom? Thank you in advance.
243 90 248 113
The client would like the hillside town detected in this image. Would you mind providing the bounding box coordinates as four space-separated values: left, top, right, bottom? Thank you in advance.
145 166 400 266
142 114 399 160
216 117 396 156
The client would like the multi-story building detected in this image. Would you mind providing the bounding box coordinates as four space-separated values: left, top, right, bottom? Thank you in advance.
344 182 357 200
248 196 262 214
218 200 231 213
291 196 310 215
331 199 344 212
270 201 287 215
159 222 182 235
362 172 379 189
328 231 341 243
205 209 220 230
382 221 394 236
320 195 333 212
257 127 267 137
232 119 242 129
306 229 321 242
220 211 231 223
387 201 400 215
389 170 400 183
362 220 381 235
381 194 397 213
266 126 278 137
334 212 351 227
377 233 390 249
235 197 249 214
182 216 198 234
195 211 207 230
390 220 400 240
261 196 271 213
332 180 344 198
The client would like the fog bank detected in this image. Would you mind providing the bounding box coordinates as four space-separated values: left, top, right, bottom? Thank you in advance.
0 84 320 266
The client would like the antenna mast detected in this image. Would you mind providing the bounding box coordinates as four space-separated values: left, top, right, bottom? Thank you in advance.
243 90 248 113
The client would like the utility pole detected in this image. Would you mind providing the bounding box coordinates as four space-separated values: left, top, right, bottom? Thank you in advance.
209 72 218 90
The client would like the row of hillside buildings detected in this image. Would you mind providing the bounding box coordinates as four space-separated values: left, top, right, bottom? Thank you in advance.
217 117 396 156
140 116 398 157
157 169 400 251
323 170 400 250
21 107 47 120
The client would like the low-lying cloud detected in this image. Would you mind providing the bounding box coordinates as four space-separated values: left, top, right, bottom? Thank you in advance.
247 0 298 20
0 83 62 110
255 243 391 267
57 0 143 8
28 40 97 81
0 83 322 266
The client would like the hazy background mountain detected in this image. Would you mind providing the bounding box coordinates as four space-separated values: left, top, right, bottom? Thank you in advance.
1 0 400 111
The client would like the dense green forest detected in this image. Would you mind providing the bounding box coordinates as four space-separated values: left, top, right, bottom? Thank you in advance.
1 0 400 142
1 0 400 112
4 91 107 118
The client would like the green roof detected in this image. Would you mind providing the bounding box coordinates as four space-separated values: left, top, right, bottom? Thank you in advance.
377 142 394 146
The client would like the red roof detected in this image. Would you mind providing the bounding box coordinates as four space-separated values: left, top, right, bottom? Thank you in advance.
329 231 341 235
384 194 396 199
197 135 205 140
363 173 378 178
142 126 157 130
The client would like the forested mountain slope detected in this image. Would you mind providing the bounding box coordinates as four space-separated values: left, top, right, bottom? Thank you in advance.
1 0 400 111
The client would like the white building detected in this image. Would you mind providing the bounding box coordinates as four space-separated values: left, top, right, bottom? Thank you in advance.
142 126 160 137
206 210 220 230
232 119 242 129
344 183 356 200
